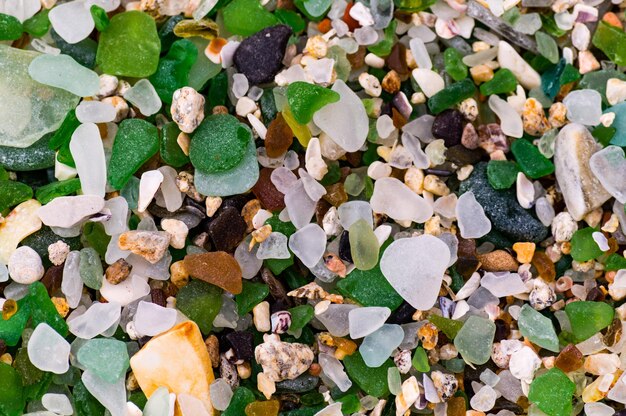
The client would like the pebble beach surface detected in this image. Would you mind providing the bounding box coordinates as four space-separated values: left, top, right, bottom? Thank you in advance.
1 0 626 415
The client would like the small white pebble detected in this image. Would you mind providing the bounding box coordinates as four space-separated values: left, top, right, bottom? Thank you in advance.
235 97 257 117
358 72 382 97
9 246 44 284
161 219 188 249
592 231 610 251
365 53 386 68
48 241 70 266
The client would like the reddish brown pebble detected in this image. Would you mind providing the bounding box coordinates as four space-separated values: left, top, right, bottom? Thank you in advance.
265 113 293 158
252 168 286 211
184 251 243 294
386 43 409 78
554 344 583 372
532 251 556 282
105 258 132 285
476 250 519 272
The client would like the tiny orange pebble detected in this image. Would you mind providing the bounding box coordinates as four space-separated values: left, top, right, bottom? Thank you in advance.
317 18 331 33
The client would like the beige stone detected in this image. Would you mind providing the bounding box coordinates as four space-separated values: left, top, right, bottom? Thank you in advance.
0 199 42 264
130 321 216 416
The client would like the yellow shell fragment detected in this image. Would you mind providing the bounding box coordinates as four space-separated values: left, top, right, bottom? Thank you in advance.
129 321 216 415
173 19 218 40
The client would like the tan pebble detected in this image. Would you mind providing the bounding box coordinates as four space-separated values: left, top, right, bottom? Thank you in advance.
522 98 550 136
405 167 424 194
548 102 567 128
457 165 474 181
251 225 272 244
254 334 314 382
170 260 189 287
118 230 171 264
253 301 271 332
126 372 140 391
212 105 229 115
470 64 493 84
381 70 401 94
512 242 536 264
205 196 222 217
101 96 129 123
287 282 329 299
106 258 132 285
0 200 42 264
459 98 479 121
257 372 276 400
410 92 426 105
584 207 603 228
578 50 600 74
241 199 261 233
472 41 490 52
304 35 327 58
47 240 70 266
418 323 439 350
51 297 69 318
424 215 441 236
205 335 219 368
358 72 382 97
176 132 190 156
476 250 519 272
423 175 450 196
0 353 12 365
237 362 252 379
602 214 620 233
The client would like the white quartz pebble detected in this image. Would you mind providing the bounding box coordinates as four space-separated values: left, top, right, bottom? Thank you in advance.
103 197 129 236
158 166 184 212
338 200 373 229
28 323 70 374
316 303 359 337
284 180 317 229
481 272 528 297
319 353 352 392
409 37 432 70
349 306 391 339
288 223 326 268
456 191 492 239
134 300 177 337
371 177 433 223
123 79 161 116
49 1 95 45
70 123 107 197
61 251 83 308
380 235 450 310
313 80 368 152
68 301 121 339
38 195 105 228
138 170 164 213
235 238 263 279
590 145 626 204
257 232 290 260
488 95 523 138
8 246 44 284
563 89 602 126
100 275 151 306
497 41 541 90
412 69 444 97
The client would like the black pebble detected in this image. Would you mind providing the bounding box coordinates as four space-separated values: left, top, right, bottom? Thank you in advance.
207 206 246 252
225 331 254 362
233 25 293 85
431 109 465 146
338 231 353 263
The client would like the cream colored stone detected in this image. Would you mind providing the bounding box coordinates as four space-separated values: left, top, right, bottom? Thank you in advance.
254 334 314 382
0 200 42 264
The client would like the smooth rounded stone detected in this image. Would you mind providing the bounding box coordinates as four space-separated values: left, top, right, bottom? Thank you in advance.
590 145 626 204
349 219 379 271
563 89 602 126
68 301 121 339
338 201 373 230
70 122 106 197
284 180 317 229
488 95 523 138
349 306 391 339
412 68 445 97
143 386 173 416
100 275 150 306
359 324 404 368
184 251 243 294
49 1 95 44
61 251 83 308
319 353 352 392
38 195 104 228
454 315 496 365
82 370 126 416
0 46 79 148
8 246 44 284
194 135 259 197
497 40 541 90
79 247 103 289
133 301 177 337
42 393 73 416
27 323 71 374
0 263 8 282
123 79 161 116
131 322 215 412
316 304 359 337
409 37 432 70
234 238 262 279
0 199 42 264
480 272 527 297
456 191 492 239
137 170 163 213
96 11 161 78
233 25 292 85
459 163 548 243
554 124 611 220
77 338 129 383
257 232 290 260
75 100 116 123
313 80 368 153
371 177 433 223
517 304 559 352
103 197 129 236
288 223 326 268
380 235 450 311
210 379 233 411
28 53 99 97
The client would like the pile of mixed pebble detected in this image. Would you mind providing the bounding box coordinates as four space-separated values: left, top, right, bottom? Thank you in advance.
2 0 626 415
